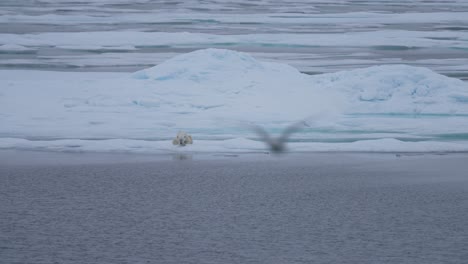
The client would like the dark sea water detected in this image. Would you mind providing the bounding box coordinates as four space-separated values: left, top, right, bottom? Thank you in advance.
1 152 468 263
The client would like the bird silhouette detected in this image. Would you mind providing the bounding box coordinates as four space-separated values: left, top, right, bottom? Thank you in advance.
249 120 308 153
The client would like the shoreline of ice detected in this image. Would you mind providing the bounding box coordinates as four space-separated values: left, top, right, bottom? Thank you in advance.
2 137 468 155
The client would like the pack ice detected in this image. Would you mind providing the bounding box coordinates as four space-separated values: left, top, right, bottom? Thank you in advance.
1 48 468 153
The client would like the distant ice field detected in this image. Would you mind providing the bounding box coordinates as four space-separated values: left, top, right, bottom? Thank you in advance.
1 0 468 79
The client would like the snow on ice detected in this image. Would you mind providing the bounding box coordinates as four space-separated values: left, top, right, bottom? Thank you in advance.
1 48 468 153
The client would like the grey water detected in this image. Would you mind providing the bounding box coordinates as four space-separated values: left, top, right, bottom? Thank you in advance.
1 152 468 263
1 0 468 80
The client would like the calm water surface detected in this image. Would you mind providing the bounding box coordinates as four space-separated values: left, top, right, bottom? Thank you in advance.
1 153 468 263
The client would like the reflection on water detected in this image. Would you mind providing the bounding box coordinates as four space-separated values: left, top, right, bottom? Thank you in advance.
172 153 193 161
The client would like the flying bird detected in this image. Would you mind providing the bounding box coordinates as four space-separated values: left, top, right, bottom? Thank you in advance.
249 120 308 153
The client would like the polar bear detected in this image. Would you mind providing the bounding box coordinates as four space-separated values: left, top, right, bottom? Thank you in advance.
172 131 193 146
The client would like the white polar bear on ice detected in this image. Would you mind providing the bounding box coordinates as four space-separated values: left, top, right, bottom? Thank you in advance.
172 131 193 146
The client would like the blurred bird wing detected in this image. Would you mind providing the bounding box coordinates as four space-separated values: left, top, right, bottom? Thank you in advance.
278 120 306 142
250 124 273 143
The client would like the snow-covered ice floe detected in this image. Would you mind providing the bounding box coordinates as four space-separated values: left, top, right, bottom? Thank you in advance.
1 48 468 154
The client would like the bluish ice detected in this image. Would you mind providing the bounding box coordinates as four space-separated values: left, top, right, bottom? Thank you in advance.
1 0 468 153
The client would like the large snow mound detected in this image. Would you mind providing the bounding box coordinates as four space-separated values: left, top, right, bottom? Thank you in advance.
133 49 468 116
132 48 339 121
133 48 268 82
316 64 468 114
1 48 468 153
